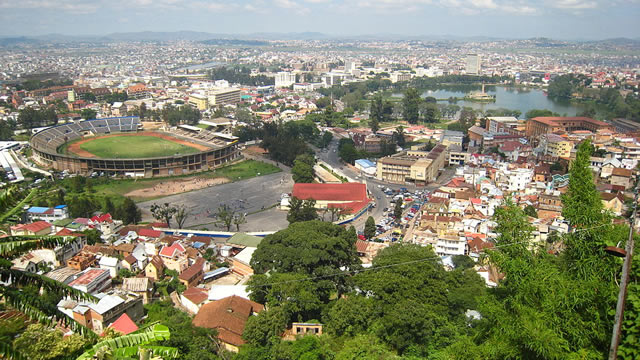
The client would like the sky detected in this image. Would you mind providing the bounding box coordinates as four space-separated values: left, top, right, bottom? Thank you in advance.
0 0 639 40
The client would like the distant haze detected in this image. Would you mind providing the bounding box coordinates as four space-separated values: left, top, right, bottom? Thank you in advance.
0 0 638 40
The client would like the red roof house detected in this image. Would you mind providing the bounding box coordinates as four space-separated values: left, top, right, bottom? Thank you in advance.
108 313 138 335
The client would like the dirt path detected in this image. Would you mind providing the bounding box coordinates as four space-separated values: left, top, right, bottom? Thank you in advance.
67 131 210 158
125 176 230 198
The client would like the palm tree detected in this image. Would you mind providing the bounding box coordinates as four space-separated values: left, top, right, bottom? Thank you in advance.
77 324 179 360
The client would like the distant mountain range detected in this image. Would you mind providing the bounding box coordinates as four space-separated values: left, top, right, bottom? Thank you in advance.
1 31 639 46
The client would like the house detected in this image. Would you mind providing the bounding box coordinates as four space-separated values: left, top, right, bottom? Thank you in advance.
11 252 44 273
282 323 324 341
26 205 69 222
610 168 632 189
159 242 188 273
99 256 122 278
180 287 209 314
178 258 205 288
58 292 144 334
67 252 97 271
107 313 139 335
601 192 626 216
10 221 52 236
122 277 154 304
230 247 256 276
144 255 164 281
192 295 264 352
122 255 137 271
45 267 81 285
69 268 112 294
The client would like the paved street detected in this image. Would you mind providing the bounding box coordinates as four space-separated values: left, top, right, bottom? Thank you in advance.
138 170 293 232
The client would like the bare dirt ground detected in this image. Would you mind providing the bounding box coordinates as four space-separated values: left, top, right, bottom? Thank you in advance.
67 131 210 157
125 176 230 198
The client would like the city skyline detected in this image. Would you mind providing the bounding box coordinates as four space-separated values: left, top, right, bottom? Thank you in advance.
0 0 639 40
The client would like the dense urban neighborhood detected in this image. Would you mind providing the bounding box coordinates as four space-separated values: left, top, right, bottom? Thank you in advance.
0 30 640 360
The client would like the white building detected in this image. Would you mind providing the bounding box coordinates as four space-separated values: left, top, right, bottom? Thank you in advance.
466 54 481 75
275 72 296 88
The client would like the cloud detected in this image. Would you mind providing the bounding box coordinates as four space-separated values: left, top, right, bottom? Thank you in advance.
273 0 310 14
0 0 100 14
548 0 598 9
341 0 432 13
440 0 539 15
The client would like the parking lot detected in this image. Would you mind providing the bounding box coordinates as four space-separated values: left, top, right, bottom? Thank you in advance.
368 187 428 243
137 171 293 232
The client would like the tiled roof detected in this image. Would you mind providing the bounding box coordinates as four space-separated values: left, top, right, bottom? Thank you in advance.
182 287 208 305
179 258 204 281
108 313 138 335
138 228 162 238
192 295 264 346
69 268 109 286
292 183 368 202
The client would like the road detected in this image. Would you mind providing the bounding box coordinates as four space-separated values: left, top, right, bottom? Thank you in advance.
315 138 456 232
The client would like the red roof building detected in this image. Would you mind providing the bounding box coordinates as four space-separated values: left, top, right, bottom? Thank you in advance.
192 296 264 352
108 313 138 335
291 183 372 215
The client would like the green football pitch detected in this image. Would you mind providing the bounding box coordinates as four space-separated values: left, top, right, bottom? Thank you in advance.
78 135 201 158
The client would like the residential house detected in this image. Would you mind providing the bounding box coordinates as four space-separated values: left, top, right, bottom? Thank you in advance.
159 242 188 273
601 192 626 216
99 256 122 278
58 292 144 334
26 205 69 222
610 168 632 189
178 258 205 288
192 295 264 352
67 252 97 271
180 287 209 314
230 247 256 276
108 313 139 335
144 255 164 281
282 323 324 341
122 277 154 304
69 268 112 294
10 221 52 236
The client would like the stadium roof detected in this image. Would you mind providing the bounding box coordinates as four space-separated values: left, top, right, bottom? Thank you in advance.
178 124 201 132
292 183 368 202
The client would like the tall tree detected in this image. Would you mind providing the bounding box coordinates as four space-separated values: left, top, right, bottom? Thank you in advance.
150 203 177 228
174 205 190 229
291 154 315 183
364 216 376 240
286 197 318 224
369 94 384 133
402 88 421 124
214 204 235 231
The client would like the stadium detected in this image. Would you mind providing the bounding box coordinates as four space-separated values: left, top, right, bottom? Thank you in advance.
30 116 240 178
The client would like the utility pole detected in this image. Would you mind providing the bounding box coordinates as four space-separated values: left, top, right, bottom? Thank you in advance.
608 180 638 360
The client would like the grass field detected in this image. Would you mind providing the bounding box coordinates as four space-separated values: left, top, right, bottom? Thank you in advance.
79 136 200 158
92 159 282 201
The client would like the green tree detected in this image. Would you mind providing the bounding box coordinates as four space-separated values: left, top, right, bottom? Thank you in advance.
13 323 91 360
286 197 319 224
393 200 403 220
250 220 359 276
150 202 177 228
402 88 421 124
392 126 405 148
242 306 289 347
118 197 142 225
214 204 235 231
523 204 538 218
80 108 97 120
364 216 376 240
369 94 387 133
525 109 557 119
291 154 315 183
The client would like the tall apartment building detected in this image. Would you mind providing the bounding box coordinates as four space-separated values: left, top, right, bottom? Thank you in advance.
376 144 448 184
466 54 481 75
208 88 241 106
275 72 296 88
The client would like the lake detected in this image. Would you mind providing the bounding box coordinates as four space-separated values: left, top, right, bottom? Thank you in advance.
392 86 593 118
